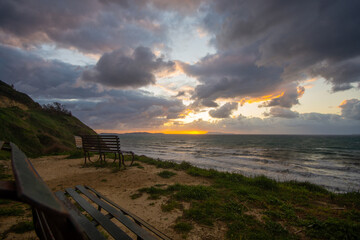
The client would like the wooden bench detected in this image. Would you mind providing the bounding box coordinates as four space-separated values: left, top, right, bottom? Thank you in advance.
0 141 171 240
79 135 134 168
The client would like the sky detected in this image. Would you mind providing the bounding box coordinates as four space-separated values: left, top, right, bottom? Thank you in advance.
0 0 360 134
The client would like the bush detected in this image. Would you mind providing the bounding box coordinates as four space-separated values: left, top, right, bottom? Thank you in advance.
42 102 72 116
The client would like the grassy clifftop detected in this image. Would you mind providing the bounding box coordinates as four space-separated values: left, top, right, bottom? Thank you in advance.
0 80 96 156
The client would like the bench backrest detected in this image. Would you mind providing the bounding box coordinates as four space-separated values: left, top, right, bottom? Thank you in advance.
1 142 86 239
81 135 121 153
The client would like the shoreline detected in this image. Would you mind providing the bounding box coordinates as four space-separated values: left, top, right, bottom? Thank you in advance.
1 154 359 239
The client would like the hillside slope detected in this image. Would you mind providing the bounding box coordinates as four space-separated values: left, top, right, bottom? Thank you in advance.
0 80 96 156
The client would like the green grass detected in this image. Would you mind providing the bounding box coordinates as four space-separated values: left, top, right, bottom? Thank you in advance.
7 221 34 233
0 206 25 216
157 170 176 178
65 150 86 159
1 221 35 239
173 222 193 234
131 162 144 169
134 157 360 240
130 193 143 199
161 199 183 212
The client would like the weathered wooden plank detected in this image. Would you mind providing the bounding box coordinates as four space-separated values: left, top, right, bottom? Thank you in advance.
76 185 158 240
55 191 106 240
85 186 171 240
65 188 132 240
10 143 68 216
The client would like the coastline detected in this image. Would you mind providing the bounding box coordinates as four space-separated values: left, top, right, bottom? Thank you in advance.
0 154 359 239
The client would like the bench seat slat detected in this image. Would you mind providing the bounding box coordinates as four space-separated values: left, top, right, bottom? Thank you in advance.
76 185 158 240
55 191 106 240
85 186 172 240
65 188 132 240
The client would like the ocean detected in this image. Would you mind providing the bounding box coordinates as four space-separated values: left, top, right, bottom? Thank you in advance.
117 134 360 192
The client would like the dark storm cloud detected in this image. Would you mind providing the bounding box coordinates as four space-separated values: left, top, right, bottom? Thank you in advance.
0 44 82 96
0 0 168 53
339 99 360 120
260 85 305 108
80 46 175 88
182 49 284 102
264 107 299 119
200 0 360 92
209 102 238 118
71 91 186 130
201 99 218 108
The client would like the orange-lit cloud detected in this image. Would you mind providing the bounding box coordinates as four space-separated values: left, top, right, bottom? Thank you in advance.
339 99 349 107
302 77 318 89
297 86 305 98
238 92 284 106
178 108 193 117
155 61 185 78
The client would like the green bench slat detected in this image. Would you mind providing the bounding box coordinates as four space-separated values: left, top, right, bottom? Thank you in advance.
85 186 172 240
55 191 106 240
10 142 68 216
75 185 158 240
65 188 132 240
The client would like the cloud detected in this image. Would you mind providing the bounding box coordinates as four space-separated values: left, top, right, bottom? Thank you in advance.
0 0 168 53
260 84 305 108
209 102 238 118
339 99 360 120
200 0 360 91
170 112 360 135
80 46 175 88
264 107 299 119
0 44 82 96
181 49 284 102
70 92 186 130
0 44 185 130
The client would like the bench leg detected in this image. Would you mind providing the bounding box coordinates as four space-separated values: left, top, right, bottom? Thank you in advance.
83 151 87 166
130 152 135 166
88 152 92 163
119 153 125 168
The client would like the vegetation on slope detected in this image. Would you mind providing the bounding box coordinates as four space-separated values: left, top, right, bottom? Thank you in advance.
0 80 96 156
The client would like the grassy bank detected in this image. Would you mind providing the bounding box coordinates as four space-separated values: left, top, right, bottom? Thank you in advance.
127 155 359 239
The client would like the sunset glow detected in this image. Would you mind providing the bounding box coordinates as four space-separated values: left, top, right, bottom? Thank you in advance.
161 130 208 135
